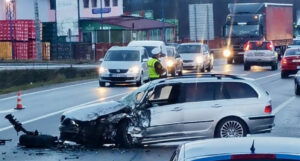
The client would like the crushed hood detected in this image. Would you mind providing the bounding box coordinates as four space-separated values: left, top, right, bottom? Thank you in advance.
63 101 127 121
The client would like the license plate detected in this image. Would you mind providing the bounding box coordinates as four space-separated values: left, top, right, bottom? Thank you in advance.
255 52 264 56
293 60 300 63
238 52 244 55
111 74 125 77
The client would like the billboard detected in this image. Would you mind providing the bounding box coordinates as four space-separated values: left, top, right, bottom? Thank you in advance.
56 0 79 36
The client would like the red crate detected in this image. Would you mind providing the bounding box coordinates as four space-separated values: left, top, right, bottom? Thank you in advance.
28 41 37 59
13 42 28 60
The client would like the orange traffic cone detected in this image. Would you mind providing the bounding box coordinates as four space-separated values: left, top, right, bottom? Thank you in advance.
15 91 24 110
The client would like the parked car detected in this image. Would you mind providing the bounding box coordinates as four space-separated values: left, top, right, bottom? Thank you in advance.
288 37 300 49
170 137 300 161
244 41 278 71
177 43 214 72
60 74 274 147
98 46 149 87
166 46 183 76
281 48 300 78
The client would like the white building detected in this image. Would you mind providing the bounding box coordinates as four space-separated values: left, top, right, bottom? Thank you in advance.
0 0 123 21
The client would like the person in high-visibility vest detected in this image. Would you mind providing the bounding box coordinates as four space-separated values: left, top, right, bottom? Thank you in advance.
147 48 166 81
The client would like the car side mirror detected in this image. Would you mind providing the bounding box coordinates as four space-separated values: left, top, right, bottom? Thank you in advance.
142 58 148 62
99 58 104 62
175 54 181 58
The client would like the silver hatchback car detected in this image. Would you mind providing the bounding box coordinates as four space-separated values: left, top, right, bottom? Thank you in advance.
60 74 274 147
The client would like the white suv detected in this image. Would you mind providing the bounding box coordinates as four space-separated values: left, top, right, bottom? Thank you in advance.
244 41 278 71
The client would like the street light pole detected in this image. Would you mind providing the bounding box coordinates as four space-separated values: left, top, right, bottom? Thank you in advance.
5 0 15 60
34 0 42 61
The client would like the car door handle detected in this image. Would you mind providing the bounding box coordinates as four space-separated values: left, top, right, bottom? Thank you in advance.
211 104 222 108
171 107 183 112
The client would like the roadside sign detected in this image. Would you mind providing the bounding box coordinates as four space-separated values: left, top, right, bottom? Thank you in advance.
92 8 111 14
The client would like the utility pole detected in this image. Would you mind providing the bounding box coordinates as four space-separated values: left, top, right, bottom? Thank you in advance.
34 0 42 61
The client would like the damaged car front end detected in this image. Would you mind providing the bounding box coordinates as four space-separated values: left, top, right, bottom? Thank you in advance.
59 83 153 147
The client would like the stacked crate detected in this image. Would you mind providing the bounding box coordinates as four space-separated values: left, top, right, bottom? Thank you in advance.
42 42 50 61
0 42 12 60
0 20 42 60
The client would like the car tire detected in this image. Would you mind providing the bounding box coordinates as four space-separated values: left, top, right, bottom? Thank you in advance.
281 71 289 79
170 68 176 77
99 81 105 87
200 65 205 73
244 64 250 71
295 83 300 96
271 63 278 71
116 120 135 148
227 58 233 64
207 63 212 72
215 118 247 138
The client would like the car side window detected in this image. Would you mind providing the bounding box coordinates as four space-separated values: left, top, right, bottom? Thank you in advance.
141 50 148 60
223 82 258 99
148 84 182 106
181 83 215 102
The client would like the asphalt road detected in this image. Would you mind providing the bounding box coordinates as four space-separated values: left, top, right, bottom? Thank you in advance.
0 58 298 161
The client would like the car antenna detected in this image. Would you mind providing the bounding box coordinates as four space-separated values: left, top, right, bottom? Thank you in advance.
250 140 255 154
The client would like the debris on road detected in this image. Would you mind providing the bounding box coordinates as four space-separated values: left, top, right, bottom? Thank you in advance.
0 139 11 145
5 114 59 148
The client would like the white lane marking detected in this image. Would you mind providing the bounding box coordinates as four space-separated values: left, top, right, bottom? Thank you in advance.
0 92 128 132
0 109 14 114
273 96 296 114
254 73 280 81
0 80 98 102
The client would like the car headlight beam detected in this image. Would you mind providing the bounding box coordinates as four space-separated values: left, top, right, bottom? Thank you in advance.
166 60 174 67
128 66 140 74
223 49 232 58
196 56 204 64
99 67 108 74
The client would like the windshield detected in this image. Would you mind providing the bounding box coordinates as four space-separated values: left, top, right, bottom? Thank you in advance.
178 45 201 54
143 46 156 57
285 49 300 56
225 25 260 37
104 50 140 61
293 40 300 45
119 82 152 107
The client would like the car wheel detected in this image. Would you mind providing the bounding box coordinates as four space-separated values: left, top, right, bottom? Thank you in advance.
136 76 143 87
207 62 212 72
200 65 205 73
281 71 289 79
99 81 105 87
295 83 300 96
215 118 247 138
170 68 176 77
227 58 233 64
116 120 135 148
244 64 250 71
271 63 278 71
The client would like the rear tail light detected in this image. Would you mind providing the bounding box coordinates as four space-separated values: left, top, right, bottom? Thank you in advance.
264 105 272 114
281 58 288 64
231 154 276 160
244 42 250 51
267 42 274 51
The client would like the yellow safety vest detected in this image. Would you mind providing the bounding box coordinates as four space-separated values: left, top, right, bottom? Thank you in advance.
147 58 160 79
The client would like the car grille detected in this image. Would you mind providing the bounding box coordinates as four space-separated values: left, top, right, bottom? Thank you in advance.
109 69 128 73
102 77 135 81
183 60 193 63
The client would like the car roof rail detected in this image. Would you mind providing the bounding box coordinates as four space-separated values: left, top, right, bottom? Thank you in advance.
175 73 244 80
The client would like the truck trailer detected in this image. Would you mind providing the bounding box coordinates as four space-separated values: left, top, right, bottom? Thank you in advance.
222 3 293 64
